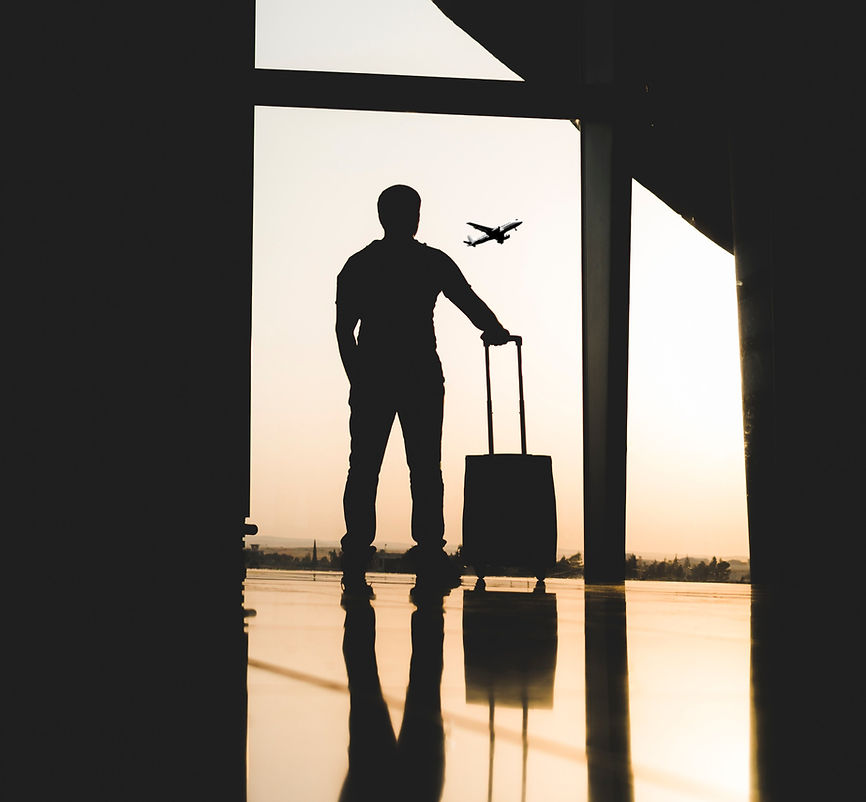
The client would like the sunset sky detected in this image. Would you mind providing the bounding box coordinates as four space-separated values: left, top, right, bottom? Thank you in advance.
248 0 749 559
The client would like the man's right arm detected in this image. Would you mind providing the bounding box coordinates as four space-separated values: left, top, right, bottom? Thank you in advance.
336 268 360 382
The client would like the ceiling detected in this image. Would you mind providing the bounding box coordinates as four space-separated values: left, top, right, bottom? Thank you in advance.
432 1 769 254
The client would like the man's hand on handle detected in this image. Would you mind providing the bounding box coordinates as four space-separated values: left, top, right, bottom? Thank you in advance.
481 326 511 346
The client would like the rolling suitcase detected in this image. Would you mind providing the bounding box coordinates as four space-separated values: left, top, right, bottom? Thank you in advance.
462 336 557 582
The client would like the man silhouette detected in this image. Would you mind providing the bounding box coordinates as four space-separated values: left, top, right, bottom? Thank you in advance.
337 184 510 599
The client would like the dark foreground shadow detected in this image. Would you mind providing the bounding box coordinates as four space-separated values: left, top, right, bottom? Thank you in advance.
339 598 445 802
462 587 558 801
584 585 634 802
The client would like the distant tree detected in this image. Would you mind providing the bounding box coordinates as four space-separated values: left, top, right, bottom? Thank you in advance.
545 553 582 578
643 560 665 580
689 560 710 582
615 553 737 583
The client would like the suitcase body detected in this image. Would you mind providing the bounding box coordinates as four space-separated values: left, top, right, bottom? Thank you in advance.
462 337 558 580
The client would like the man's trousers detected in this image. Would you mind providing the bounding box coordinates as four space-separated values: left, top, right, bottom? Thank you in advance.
341 378 445 564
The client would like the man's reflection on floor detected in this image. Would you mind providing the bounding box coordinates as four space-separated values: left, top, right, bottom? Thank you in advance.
339 597 445 802
585 585 634 802
463 585 558 802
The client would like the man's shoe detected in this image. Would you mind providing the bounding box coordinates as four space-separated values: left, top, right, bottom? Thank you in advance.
407 545 462 593
339 545 376 573
340 574 375 604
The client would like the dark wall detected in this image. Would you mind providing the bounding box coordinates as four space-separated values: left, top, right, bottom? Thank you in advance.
727 1 863 588
731 6 862 796
14 4 254 799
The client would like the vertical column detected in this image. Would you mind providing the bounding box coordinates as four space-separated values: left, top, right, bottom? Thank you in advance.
728 122 776 588
580 0 632 585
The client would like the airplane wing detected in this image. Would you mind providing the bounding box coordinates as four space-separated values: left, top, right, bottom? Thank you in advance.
467 222 495 234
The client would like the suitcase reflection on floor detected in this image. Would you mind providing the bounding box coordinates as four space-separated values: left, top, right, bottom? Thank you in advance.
462 587 558 802
339 598 446 802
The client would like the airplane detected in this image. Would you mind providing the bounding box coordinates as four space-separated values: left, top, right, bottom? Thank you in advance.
463 219 523 246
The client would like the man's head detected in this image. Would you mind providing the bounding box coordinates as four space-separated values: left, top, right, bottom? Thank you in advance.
377 184 421 238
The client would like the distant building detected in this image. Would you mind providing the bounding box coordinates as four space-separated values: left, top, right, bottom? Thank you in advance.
370 551 404 572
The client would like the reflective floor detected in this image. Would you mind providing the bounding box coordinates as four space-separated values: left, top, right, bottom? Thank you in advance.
245 572 764 801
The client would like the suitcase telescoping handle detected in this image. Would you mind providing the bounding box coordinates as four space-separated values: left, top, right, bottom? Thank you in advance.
484 334 527 456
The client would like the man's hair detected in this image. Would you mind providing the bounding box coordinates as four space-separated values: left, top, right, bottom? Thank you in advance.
377 184 421 235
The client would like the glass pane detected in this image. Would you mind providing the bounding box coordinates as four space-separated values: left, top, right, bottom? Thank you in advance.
255 0 522 80
249 106 747 564
251 106 580 557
